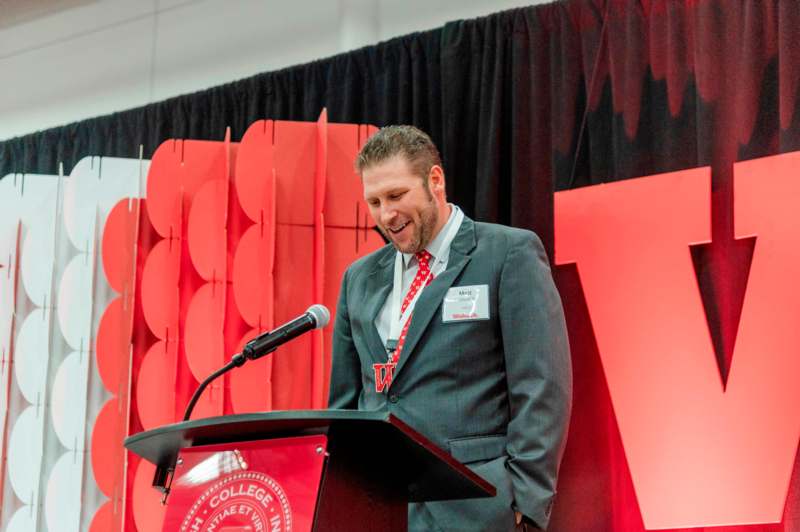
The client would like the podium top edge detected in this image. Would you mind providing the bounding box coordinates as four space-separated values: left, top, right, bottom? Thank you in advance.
122 408 495 502
124 409 391 447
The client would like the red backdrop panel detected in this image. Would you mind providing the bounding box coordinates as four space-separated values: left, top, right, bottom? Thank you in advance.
274 121 317 226
554 162 800 528
324 123 377 229
272 224 314 409
109 119 380 531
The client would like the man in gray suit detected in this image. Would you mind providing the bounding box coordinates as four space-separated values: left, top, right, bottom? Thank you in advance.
328 125 571 531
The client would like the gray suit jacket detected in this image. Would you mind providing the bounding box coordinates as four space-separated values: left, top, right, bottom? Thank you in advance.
329 215 572 531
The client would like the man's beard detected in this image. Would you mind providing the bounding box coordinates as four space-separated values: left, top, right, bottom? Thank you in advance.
406 200 438 254
381 198 439 254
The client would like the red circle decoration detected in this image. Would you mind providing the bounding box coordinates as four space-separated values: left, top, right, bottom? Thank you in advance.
230 328 273 413
88 500 114 532
187 179 228 280
141 239 180 340
136 340 178 431
101 198 139 293
235 120 274 222
132 459 167 532
95 297 129 394
232 225 274 328
145 141 183 238
90 399 123 498
184 283 224 382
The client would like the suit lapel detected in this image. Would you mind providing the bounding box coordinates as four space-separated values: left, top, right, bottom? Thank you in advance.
361 249 394 364
391 217 477 380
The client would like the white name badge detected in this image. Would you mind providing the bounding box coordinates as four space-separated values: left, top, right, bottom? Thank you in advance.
442 285 490 322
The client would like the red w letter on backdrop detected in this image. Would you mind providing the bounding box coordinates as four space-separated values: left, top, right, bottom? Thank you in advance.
554 154 800 529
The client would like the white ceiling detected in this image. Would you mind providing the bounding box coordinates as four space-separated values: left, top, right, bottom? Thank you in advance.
0 0 549 141
0 0 98 29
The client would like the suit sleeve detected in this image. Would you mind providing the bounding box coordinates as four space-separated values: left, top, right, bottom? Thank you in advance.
328 266 362 409
499 231 572 528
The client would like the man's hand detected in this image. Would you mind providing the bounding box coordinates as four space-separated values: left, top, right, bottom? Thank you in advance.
515 511 543 531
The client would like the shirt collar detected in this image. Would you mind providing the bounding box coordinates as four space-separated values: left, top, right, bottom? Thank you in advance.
401 204 459 268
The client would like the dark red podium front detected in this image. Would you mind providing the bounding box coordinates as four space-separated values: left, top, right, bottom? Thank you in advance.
124 409 495 532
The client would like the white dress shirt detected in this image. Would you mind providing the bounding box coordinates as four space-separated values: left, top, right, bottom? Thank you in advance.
374 204 463 350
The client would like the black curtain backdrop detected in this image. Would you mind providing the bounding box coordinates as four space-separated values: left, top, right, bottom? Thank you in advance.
3 1 800 529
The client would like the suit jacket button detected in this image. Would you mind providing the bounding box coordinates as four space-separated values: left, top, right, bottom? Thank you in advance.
388 394 399 403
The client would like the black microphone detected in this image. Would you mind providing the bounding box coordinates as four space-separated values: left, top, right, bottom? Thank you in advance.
242 304 330 360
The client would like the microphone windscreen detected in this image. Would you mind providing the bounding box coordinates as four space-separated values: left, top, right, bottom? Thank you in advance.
307 304 330 328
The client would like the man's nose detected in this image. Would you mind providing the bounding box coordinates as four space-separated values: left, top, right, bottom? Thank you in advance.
380 205 396 225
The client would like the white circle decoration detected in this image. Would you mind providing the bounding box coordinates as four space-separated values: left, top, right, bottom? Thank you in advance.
8 406 43 503
0 267 15 364
45 452 83 532
51 352 88 449
15 308 50 404
6 506 36 532
57 254 95 351
63 159 100 251
20 213 56 306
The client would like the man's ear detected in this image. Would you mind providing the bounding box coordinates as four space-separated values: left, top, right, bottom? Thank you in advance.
428 165 446 193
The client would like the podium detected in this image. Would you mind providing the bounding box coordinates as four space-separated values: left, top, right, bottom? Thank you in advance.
124 409 495 531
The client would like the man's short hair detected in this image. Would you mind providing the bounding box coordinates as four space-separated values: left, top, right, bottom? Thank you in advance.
355 125 442 179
